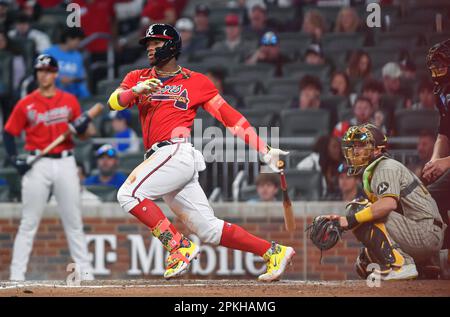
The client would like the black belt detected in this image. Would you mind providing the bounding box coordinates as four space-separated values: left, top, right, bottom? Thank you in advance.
30 150 73 158
434 219 443 229
144 141 173 160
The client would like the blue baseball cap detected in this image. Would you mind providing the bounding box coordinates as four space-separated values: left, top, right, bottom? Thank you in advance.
109 109 131 124
96 144 117 158
260 31 279 46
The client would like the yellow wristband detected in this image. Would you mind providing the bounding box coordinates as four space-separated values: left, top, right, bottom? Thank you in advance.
108 90 126 111
354 206 374 224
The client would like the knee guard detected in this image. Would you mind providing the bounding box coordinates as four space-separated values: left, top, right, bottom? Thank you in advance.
352 222 404 273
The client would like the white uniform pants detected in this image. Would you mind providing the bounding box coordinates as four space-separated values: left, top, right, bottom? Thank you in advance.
117 143 224 245
10 156 93 281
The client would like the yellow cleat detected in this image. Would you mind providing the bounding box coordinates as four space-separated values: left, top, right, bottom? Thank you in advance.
258 242 295 282
163 236 200 279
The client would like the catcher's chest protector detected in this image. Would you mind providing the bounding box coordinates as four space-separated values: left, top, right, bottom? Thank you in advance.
362 156 388 203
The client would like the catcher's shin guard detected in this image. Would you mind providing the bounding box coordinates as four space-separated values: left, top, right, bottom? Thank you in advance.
355 247 372 279
352 222 404 273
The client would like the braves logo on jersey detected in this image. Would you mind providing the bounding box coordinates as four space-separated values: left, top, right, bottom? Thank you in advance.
26 105 72 126
151 85 190 110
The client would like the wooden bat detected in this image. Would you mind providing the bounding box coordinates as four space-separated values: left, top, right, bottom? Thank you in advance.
277 160 296 232
28 103 104 166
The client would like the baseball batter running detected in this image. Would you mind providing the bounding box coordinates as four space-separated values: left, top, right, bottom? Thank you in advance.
324 124 446 280
3 54 94 281
107 24 295 281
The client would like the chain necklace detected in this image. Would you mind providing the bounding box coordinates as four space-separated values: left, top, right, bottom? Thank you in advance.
155 65 182 77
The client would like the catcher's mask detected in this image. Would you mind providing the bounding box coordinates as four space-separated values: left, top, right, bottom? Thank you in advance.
139 24 182 66
341 124 387 176
426 39 450 94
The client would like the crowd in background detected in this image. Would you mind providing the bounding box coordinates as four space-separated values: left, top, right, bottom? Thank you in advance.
0 0 448 203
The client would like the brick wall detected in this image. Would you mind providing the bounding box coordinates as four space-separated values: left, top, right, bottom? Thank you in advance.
0 202 363 281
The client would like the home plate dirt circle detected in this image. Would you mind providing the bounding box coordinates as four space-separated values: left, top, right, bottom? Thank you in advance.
0 280 449 297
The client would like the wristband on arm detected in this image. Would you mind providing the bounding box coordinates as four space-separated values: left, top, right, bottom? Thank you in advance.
108 89 136 111
346 206 374 230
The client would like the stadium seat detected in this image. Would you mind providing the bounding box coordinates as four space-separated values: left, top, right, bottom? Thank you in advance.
0 167 20 201
395 109 440 136
0 184 10 202
231 64 275 81
243 95 292 110
84 185 118 202
321 33 365 52
239 109 277 130
119 152 143 174
74 141 94 173
280 109 330 137
264 78 299 98
363 47 399 70
284 169 323 201
375 32 420 49
224 77 260 97
283 63 331 82
320 95 350 128
97 79 122 96
427 33 450 46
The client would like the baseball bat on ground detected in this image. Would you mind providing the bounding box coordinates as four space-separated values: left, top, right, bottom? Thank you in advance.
28 103 104 166
277 160 296 232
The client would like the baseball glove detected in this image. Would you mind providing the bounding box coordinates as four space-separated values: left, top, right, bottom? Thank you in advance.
306 216 344 251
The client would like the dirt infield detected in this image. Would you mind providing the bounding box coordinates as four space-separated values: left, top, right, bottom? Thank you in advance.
0 279 449 297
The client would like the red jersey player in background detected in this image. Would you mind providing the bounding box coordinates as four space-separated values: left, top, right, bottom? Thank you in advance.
108 24 295 281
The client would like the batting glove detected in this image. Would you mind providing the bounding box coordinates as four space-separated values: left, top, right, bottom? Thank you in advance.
69 113 91 135
132 78 163 95
10 156 31 176
262 146 290 173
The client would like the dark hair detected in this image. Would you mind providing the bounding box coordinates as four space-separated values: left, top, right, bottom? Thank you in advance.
418 78 434 93
362 78 384 94
206 68 225 82
299 75 322 92
16 13 31 24
330 71 350 95
60 27 85 43
353 96 373 108
255 173 280 187
314 135 342 192
347 50 372 78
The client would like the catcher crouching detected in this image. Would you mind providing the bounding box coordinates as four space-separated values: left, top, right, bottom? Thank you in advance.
318 124 446 280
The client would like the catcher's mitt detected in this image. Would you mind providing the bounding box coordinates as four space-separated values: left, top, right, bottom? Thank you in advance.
306 216 344 251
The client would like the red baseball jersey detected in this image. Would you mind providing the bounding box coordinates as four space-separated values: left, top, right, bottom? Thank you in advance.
4 89 82 153
120 67 218 149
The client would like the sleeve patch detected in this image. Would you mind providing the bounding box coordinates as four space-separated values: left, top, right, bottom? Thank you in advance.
377 182 390 195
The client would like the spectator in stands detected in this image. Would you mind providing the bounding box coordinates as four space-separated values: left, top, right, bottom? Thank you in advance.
382 62 410 101
297 75 322 109
110 109 139 154
205 68 242 107
44 27 90 100
193 4 216 48
399 51 417 80
330 71 351 97
333 96 385 138
8 13 51 53
211 13 255 54
245 31 291 77
304 43 325 66
334 7 361 33
73 0 117 62
141 0 176 27
411 79 435 110
302 10 327 41
361 79 384 111
175 17 206 61
84 144 127 190
297 135 342 198
0 30 26 94
408 130 437 177
0 0 14 32
250 173 280 202
326 164 363 202
244 2 271 39
346 50 372 82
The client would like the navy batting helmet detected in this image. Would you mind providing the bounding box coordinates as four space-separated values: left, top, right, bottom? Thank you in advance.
426 39 450 93
139 24 182 66
34 54 59 72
